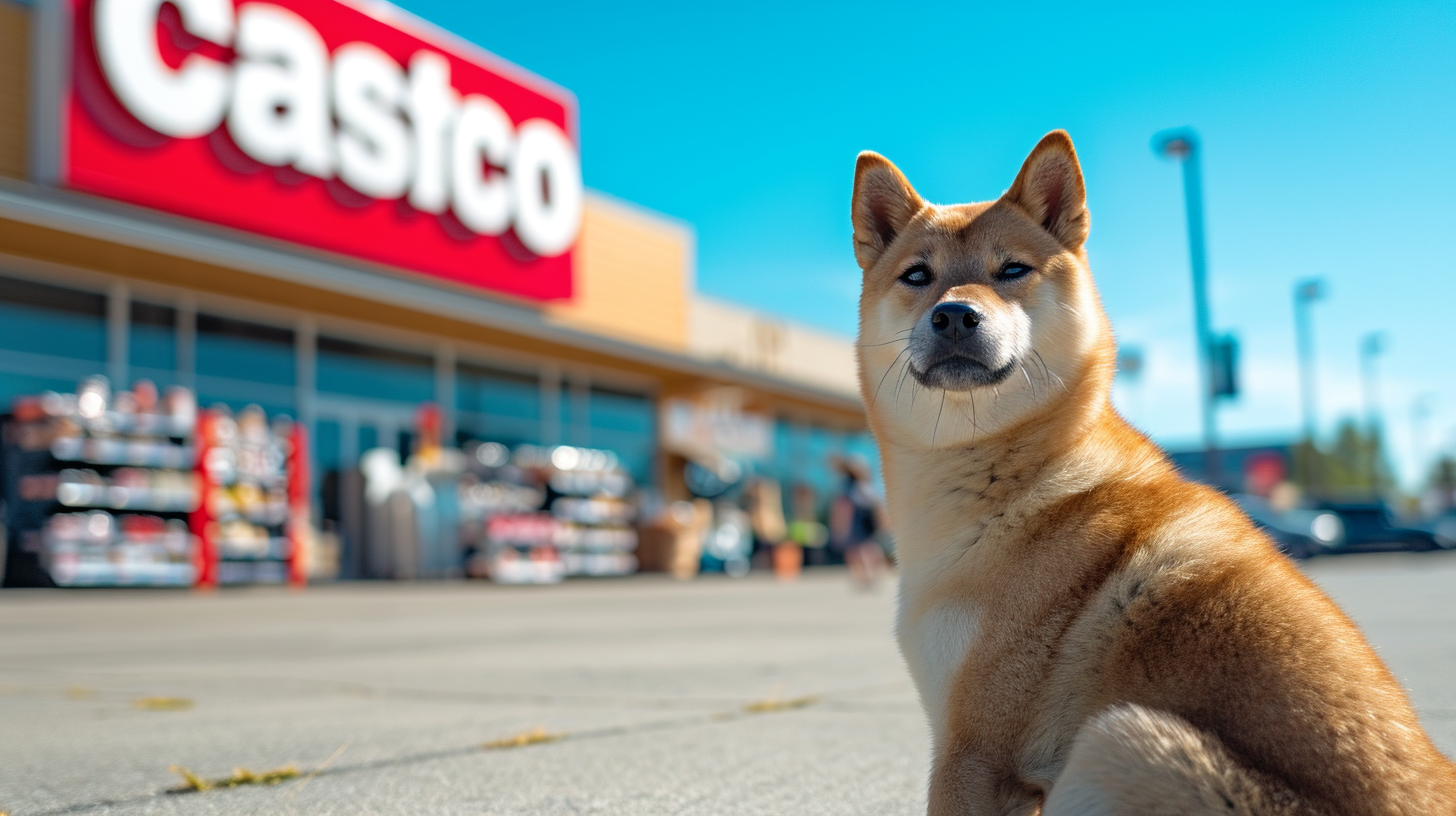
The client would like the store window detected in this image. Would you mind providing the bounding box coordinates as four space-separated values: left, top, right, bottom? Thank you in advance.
456 361 541 447
314 416 344 522
0 275 107 405
561 381 587 447
585 385 655 486
358 424 379 453
195 313 296 413
770 419 859 514
316 336 434 404
129 301 177 385
0 275 106 363
771 419 806 483
807 423 845 497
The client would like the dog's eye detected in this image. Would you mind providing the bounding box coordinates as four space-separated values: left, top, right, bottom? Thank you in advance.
899 263 933 287
997 262 1033 281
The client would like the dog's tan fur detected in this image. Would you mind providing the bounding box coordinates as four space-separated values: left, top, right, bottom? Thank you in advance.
851 131 1456 815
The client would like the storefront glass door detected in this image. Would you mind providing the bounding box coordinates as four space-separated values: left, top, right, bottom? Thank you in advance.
313 399 414 579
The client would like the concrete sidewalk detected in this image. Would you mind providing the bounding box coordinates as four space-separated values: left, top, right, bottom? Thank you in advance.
2 553 1454 816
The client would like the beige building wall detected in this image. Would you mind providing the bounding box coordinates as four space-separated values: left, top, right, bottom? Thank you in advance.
0 0 29 180
545 193 692 352
688 297 859 398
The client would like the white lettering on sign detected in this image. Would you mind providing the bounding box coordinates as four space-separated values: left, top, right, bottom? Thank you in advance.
91 0 582 258
228 4 334 178
512 120 583 257
95 0 235 138
334 42 411 199
405 51 456 215
451 95 513 235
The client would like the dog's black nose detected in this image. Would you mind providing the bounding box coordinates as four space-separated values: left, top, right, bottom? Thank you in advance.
930 302 982 338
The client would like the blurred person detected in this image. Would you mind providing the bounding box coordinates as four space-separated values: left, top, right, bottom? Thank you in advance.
746 477 799 580
787 483 829 568
829 455 886 589
744 477 778 570
672 499 711 580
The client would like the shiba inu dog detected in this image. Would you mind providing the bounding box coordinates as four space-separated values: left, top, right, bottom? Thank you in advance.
850 131 1456 815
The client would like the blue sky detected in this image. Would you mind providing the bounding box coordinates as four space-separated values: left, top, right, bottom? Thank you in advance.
394 0 1456 487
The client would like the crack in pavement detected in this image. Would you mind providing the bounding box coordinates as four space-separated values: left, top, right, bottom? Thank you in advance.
1 671 915 712
20 687 901 816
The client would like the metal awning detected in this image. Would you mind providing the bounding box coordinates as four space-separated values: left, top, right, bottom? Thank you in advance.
0 178 864 416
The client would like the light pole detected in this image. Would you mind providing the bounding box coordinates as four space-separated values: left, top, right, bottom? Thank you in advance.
1360 332 1386 492
1153 128 1220 486
1293 279 1324 491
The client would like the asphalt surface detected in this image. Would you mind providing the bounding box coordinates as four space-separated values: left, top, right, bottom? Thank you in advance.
1 552 1453 816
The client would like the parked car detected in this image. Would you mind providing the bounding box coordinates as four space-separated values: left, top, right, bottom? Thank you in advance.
1315 503 1439 553
1420 509 1456 550
1231 494 1344 560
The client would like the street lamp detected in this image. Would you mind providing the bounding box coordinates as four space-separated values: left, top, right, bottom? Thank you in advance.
1294 278 1325 491
1153 128 1219 486
1360 332 1386 491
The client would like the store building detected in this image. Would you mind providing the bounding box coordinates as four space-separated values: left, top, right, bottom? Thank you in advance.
0 0 870 582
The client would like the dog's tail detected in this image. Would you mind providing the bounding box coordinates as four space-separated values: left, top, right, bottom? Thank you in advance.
1042 704 1303 816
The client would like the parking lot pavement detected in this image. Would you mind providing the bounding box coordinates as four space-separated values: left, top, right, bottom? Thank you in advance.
1 552 1453 816
1299 550 1456 756
0 572 925 816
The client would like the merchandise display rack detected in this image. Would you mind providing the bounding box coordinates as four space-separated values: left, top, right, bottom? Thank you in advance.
541 446 639 578
1 377 199 587
190 407 308 588
460 442 640 584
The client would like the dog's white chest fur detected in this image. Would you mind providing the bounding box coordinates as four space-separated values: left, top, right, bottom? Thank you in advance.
898 593 981 746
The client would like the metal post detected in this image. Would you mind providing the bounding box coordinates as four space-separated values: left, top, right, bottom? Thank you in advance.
1154 129 1220 486
434 343 456 445
106 282 129 388
295 317 317 436
1294 279 1324 491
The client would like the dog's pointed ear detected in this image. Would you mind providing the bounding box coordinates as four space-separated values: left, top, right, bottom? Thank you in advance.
852 152 924 271
1004 131 1089 251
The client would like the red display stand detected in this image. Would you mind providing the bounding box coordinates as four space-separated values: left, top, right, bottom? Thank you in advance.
190 408 308 589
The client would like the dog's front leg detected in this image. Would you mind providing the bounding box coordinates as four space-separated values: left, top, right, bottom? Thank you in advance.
928 749 1042 816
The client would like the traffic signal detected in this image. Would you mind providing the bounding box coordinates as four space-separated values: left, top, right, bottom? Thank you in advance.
1211 334 1238 399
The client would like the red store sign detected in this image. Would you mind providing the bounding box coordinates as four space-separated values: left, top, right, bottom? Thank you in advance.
49 0 580 301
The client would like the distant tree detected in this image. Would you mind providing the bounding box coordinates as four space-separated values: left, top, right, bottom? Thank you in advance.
1290 439 1321 494
1298 418 1392 500
1426 456 1456 512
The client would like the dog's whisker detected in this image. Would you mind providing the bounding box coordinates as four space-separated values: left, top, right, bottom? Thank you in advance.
932 391 947 446
891 358 908 406
850 329 908 349
955 400 986 440
1033 350 1066 392
872 347 912 407
969 391 979 445
1020 361 1037 400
